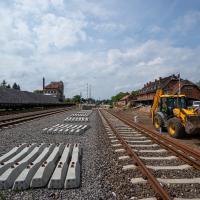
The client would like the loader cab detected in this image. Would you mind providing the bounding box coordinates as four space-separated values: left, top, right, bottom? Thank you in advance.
158 95 187 118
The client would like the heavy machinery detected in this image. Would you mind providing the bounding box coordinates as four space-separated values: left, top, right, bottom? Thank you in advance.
151 89 200 138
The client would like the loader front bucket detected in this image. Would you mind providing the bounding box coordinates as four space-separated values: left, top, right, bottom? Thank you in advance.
185 115 200 134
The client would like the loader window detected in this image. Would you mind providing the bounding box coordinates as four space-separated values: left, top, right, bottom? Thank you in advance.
167 97 187 109
160 97 187 116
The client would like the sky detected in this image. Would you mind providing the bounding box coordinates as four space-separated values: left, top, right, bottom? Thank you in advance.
0 0 200 99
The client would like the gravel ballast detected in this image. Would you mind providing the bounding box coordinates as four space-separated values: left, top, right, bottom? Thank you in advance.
0 110 116 200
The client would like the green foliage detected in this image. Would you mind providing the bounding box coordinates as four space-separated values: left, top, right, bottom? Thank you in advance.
111 92 129 103
6 84 11 89
33 90 43 94
196 81 200 89
12 82 20 90
131 90 140 96
96 99 112 105
64 98 72 103
0 80 12 89
72 95 81 103
0 192 5 200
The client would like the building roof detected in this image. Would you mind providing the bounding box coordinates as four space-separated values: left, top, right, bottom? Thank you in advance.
44 81 63 90
120 94 132 101
139 74 180 94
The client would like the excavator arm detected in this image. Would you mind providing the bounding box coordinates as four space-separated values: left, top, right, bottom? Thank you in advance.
151 89 163 123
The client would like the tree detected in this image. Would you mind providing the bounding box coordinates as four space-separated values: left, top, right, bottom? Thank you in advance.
111 92 129 103
17 84 20 90
131 90 140 96
72 95 81 103
64 98 72 103
1 80 7 88
12 83 20 90
196 81 200 89
6 84 11 89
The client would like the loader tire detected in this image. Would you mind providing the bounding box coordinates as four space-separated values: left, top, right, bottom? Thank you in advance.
167 118 185 138
154 115 164 131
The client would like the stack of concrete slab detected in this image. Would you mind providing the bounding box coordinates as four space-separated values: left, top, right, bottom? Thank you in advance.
64 110 92 123
0 143 81 190
42 124 90 135
64 117 89 123
71 110 92 117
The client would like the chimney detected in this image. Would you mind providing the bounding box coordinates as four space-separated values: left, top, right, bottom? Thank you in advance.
43 77 45 90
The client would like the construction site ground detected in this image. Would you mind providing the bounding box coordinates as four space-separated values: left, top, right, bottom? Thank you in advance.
120 108 200 150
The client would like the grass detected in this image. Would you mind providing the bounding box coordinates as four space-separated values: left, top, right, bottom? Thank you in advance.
0 192 6 200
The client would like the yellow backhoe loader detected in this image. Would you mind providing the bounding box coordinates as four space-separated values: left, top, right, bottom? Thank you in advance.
151 89 200 138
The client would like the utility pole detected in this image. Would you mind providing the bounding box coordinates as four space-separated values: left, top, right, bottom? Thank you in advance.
86 83 88 102
89 84 91 99
178 73 181 95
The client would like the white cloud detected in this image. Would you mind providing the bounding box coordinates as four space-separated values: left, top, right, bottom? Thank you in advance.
93 22 126 32
174 11 200 32
33 13 87 52
0 2 200 99
151 25 162 33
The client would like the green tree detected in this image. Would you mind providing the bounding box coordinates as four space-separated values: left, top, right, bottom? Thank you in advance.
64 98 72 103
6 84 11 89
196 81 200 89
12 83 20 90
1 80 7 88
131 90 140 96
111 92 129 103
72 95 81 103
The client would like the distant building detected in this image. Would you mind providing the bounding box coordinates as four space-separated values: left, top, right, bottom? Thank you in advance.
116 94 135 107
43 81 64 102
136 74 200 105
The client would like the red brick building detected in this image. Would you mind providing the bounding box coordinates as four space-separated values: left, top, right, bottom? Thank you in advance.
136 74 200 105
43 81 64 102
116 94 135 107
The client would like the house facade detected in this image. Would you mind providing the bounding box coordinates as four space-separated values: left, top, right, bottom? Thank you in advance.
136 74 200 105
43 81 64 102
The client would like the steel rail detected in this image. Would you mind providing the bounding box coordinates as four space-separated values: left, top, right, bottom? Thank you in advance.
108 110 200 171
99 109 170 200
0 108 69 128
0 108 68 123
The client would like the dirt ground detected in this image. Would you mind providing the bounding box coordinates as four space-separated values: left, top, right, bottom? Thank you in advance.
121 108 200 150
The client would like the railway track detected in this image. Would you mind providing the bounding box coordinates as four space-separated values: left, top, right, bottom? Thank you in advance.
0 108 70 130
99 109 200 200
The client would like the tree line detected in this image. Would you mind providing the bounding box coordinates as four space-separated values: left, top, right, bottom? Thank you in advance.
0 80 21 90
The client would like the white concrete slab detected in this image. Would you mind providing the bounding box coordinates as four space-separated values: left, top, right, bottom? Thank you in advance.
130 144 158 147
0 144 46 189
122 164 137 171
0 143 27 163
31 144 65 188
0 144 37 176
13 144 55 190
130 178 147 184
48 144 72 189
118 156 130 160
147 164 192 170
65 144 81 189
157 178 200 184
140 156 177 160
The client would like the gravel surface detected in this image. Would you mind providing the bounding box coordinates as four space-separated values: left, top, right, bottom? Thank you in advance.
120 109 200 150
100 112 156 199
164 183 200 198
1 108 200 199
151 168 200 179
102 109 200 199
141 158 186 166
0 109 115 200
0 107 71 122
